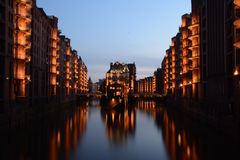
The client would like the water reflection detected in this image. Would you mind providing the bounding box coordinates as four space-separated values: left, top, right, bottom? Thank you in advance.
136 100 200 160
159 109 199 160
0 102 88 160
49 106 88 160
136 99 239 160
0 100 239 160
100 107 136 145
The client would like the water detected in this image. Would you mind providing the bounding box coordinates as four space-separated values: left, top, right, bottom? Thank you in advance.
0 99 239 160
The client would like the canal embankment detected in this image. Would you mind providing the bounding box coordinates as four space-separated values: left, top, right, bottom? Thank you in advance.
0 95 88 131
165 96 240 141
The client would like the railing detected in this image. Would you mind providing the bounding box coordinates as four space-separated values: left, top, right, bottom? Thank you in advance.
235 30 240 43
234 0 240 7
14 74 25 80
236 8 240 19
234 9 240 29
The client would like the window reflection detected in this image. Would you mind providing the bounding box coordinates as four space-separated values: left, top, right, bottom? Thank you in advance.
49 105 88 160
101 108 136 144
136 100 199 160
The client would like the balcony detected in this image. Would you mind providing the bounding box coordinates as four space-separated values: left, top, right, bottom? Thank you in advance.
192 65 200 70
234 31 240 48
234 18 240 29
66 61 70 67
50 66 57 73
16 11 32 21
16 26 31 36
15 40 31 49
50 57 57 65
51 36 58 42
25 42 31 49
234 0 240 7
188 43 199 50
13 62 26 80
188 23 199 30
14 74 25 80
50 75 57 85
188 33 199 41
51 31 58 41
51 41 58 49
190 55 199 60
234 9 240 29
14 47 25 60
66 76 70 80
234 41 240 48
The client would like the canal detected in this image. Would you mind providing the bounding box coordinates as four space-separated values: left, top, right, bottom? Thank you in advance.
0 99 239 160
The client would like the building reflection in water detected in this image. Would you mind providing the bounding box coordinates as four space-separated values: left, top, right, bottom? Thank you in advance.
161 110 199 160
136 100 199 160
49 105 88 160
100 107 136 144
0 100 238 160
0 102 89 160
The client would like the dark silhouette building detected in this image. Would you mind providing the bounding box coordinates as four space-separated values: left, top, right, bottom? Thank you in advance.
127 63 136 94
154 68 164 95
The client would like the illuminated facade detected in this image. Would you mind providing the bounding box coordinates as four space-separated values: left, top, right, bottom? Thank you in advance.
233 0 240 123
137 68 163 96
171 33 182 97
72 50 78 95
137 76 156 94
13 0 32 100
0 0 88 112
49 16 59 97
180 14 191 98
163 13 202 99
58 36 88 99
65 39 71 96
106 62 136 97
82 63 88 94
161 0 240 134
30 7 57 105
189 14 201 99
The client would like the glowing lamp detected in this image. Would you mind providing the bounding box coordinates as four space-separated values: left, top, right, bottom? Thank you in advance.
234 67 239 76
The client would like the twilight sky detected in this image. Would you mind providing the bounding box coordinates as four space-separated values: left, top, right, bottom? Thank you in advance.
37 0 191 82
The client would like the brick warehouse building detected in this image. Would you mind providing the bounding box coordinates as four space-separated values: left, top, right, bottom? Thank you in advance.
106 62 136 97
0 0 88 122
162 0 240 136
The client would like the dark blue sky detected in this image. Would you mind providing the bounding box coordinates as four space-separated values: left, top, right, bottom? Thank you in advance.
37 0 191 82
